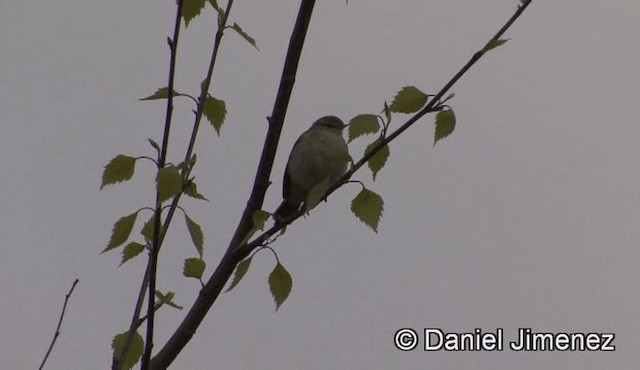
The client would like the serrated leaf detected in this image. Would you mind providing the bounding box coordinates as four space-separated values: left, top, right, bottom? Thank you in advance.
483 38 510 52
155 291 183 310
226 256 253 292
306 176 332 212
119 242 146 266
183 257 206 280
184 214 204 256
239 210 271 245
231 22 259 50
112 330 144 370
203 96 227 135
348 114 380 142
101 155 136 189
269 262 292 311
184 181 209 201
140 214 162 243
156 166 183 203
139 87 183 101
382 101 392 124
182 0 206 27
351 188 384 233
103 212 139 253
148 138 160 155
364 139 390 181
389 86 428 113
434 108 456 146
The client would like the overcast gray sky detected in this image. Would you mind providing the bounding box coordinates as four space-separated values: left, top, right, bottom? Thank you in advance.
2 0 640 369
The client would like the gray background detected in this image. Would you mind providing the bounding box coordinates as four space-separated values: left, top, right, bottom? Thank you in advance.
2 0 639 369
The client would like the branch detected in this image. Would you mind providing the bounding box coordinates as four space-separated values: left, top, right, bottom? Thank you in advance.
346 0 534 174
113 2 185 370
39 279 79 370
150 0 317 368
141 0 186 365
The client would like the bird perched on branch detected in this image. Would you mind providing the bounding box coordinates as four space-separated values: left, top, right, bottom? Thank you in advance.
274 115 350 225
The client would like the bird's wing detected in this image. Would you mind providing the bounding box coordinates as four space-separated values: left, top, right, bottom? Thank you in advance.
282 132 305 198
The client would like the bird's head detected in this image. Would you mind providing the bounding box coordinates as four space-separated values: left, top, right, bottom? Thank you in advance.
312 115 346 133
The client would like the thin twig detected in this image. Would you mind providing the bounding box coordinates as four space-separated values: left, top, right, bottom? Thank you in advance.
142 0 189 366
116 0 238 366
113 2 185 370
39 279 79 370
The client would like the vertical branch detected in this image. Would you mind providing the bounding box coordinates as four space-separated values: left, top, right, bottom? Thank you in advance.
150 1 317 368
142 0 185 367
111 2 185 370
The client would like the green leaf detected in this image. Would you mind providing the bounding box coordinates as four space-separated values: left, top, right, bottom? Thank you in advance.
351 187 384 233
348 114 380 142
183 257 206 280
226 256 253 292
184 181 209 201
252 210 270 231
269 262 292 311
389 86 428 113
203 96 227 135
434 108 456 146
112 330 144 370
156 165 183 203
364 139 390 181
207 0 220 11
155 291 183 310
306 176 333 212
182 0 206 27
140 214 162 243
231 22 259 50
148 139 160 155
184 214 204 256
382 101 392 124
101 155 136 189
139 87 183 101
119 242 146 266
483 38 510 52
239 210 270 245
176 155 196 172
103 212 139 253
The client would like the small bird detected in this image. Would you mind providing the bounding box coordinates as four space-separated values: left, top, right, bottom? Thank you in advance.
274 115 350 224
